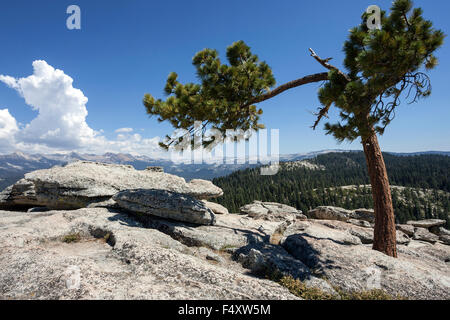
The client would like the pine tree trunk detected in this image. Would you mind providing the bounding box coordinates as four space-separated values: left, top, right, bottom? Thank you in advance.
362 129 398 258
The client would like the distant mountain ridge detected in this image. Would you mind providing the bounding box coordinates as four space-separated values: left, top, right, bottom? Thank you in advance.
0 149 449 191
387 151 450 157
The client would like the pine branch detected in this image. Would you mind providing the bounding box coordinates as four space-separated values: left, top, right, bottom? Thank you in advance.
309 48 351 82
403 13 411 29
312 103 332 130
308 48 352 129
242 72 329 108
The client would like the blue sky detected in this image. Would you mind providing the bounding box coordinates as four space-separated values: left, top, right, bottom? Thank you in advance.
0 0 449 156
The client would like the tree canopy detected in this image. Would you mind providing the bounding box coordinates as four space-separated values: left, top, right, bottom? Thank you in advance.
319 0 445 141
143 40 277 149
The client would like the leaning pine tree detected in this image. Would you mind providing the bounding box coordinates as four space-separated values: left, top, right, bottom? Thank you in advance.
143 0 444 257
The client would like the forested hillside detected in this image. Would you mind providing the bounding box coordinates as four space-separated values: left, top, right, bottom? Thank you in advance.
212 152 450 227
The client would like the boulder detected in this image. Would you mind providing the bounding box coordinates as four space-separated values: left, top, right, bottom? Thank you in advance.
0 181 37 209
432 227 450 244
348 219 372 228
426 227 450 244
296 220 410 246
307 206 374 223
439 227 450 236
112 189 216 226
284 221 363 246
240 201 306 222
396 230 411 245
201 200 229 215
280 228 450 300
235 243 338 295
349 228 374 244
307 206 352 221
396 224 415 236
429 226 439 236
407 219 446 229
187 179 223 199
413 227 439 244
236 245 310 281
269 221 292 245
0 206 449 300
0 161 223 210
440 235 450 245
352 209 376 222
142 213 281 251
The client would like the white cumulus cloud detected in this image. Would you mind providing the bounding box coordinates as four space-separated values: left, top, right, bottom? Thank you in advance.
1 60 99 149
0 109 19 152
0 60 165 157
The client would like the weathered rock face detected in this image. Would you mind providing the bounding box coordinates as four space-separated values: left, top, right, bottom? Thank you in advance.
2 161 448 300
0 209 296 300
312 220 411 245
145 166 164 172
186 179 224 199
202 200 229 215
112 189 216 226
0 161 223 210
440 235 450 245
240 201 307 222
348 219 372 228
0 206 449 300
413 227 440 244
306 206 375 223
407 219 446 228
438 228 450 245
398 220 450 244
279 221 450 300
306 206 351 221
352 209 376 223
395 230 411 245
439 227 450 236
396 224 415 236
0 181 37 209
141 213 278 251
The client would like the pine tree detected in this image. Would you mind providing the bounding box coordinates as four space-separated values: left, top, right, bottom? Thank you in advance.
143 0 444 257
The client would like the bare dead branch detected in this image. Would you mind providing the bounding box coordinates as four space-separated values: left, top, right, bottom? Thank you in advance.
312 103 332 130
309 48 351 82
403 13 411 29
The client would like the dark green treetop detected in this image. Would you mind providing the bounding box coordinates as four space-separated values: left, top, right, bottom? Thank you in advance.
319 0 444 142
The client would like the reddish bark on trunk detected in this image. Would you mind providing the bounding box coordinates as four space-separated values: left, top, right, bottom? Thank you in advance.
362 130 398 258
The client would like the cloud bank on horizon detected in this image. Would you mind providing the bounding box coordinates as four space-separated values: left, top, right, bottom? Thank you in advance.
0 60 163 156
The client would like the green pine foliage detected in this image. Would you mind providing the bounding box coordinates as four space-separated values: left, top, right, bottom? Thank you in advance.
143 40 273 149
323 0 444 141
212 152 450 228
